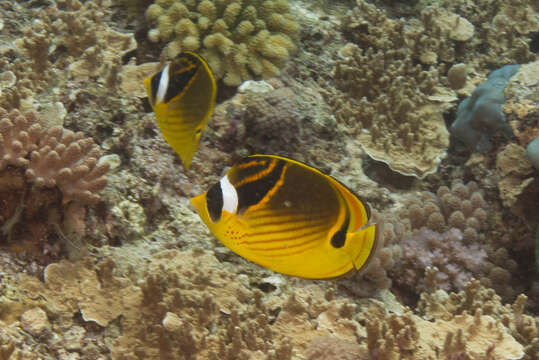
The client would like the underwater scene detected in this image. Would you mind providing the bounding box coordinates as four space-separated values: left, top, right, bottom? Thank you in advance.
0 0 538 359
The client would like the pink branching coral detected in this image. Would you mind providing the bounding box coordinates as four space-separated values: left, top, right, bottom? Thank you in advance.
0 108 41 170
0 107 109 252
26 126 109 204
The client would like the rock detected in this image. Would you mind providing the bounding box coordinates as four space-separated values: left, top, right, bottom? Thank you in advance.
20 308 50 336
447 63 468 90
162 312 182 332
434 10 474 42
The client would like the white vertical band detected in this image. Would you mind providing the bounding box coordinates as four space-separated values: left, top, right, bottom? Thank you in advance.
156 64 170 104
220 175 238 214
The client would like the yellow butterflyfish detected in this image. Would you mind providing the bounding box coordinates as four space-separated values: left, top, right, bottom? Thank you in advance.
144 52 217 169
191 155 380 279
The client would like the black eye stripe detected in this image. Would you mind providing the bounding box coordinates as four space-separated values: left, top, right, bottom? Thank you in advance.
206 181 223 222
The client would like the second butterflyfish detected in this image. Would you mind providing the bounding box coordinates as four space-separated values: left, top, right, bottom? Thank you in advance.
191 155 380 279
144 52 217 169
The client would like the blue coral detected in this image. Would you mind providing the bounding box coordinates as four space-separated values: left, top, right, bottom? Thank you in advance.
451 65 520 152
526 136 539 171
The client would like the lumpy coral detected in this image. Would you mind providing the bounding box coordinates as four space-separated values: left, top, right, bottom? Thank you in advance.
145 0 299 86
0 107 109 252
393 181 491 293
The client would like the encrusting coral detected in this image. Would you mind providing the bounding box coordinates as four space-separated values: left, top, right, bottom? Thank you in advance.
145 0 299 86
0 107 109 252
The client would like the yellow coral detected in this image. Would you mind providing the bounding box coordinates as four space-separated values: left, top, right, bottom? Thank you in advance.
223 3 242 26
156 0 174 7
168 3 189 21
212 19 229 35
175 18 198 37
273 0 289 13
145 4 164 21
183 36 200 51
145 0 299 86
157 14 174 41
236 20 255 38
198 0 216 20
203 33 233 55
198 16 211 31
242 5 257 23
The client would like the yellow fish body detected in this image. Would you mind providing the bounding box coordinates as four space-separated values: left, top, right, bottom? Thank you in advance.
144 52 217 169
191 155 380 279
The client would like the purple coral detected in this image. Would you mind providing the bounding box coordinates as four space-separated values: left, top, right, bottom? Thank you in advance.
392 181 491 294
398 228 487 292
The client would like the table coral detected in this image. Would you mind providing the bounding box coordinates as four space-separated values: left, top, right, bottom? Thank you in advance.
0 107 109 254
145 0 299 86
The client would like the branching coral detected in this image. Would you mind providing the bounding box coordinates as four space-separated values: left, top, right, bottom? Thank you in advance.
0 0 135 109
25 126 109 205
333 1 449 178
145 0 299 86
0 107 109 251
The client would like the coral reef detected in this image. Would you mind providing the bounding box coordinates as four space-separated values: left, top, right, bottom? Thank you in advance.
419 279 538 359
5 249 533 359
331 0 537 179
5 250 538 359
144 0 299 86
0 107 109 254
0 0 537 359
